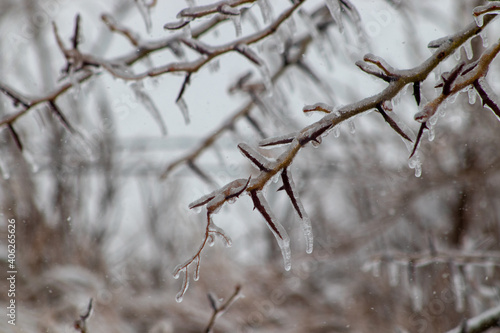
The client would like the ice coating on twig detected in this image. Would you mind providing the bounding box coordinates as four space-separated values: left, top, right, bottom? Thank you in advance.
235 44 263 66
250 190 291 271
238 143 272 171
259 132 297 148
189 178 251 210
281 167 313 254
303 102 334 114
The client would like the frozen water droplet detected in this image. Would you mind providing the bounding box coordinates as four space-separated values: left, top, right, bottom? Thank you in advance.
333 126 340 138
192 205 202 214
66 216 72 222
175 291 184 303
348 119 356 134
454 49 461 61
173 265 184 279
311 137 322 148
231 15 242 37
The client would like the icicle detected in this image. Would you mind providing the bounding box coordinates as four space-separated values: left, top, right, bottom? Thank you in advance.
388 262 399 286
372 260 381 277
257 0 272 24
485 261 494 278
175 272 189 303
481 33 489 48
0 158 10 180
135 0 152 33
468 87 477 105
408 154 422 178
230 15 242 37
453 49 461 61
258 62 273 95
452 266 466 312
176 97 190 124
23 150 39 173
473 14 484 28
131 82 168 135
281 167 313 254
193 256 200 281
427 124 435 142
410 284 423 312
251 191 291 271
464 40 473 60
347 119 356 134
325 0 344 33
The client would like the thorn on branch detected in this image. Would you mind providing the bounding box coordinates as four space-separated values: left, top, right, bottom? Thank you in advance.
259 132 297 148
410 122 428 158
71 14 81 50
176 73 192 103
413 81 421 106
244 113 266 138
234 44 263 66
180 38 213 55
356 53 399 82
442 62 465 95
187 160 217 186
74 298 93 333
48 101 77 134
0 84 30 108
473 79 500 120
238 143 272 172
375 104 412 142
7 124 23 151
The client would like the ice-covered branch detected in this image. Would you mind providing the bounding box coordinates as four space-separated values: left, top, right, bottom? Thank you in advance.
204 285 242 333
414 37 500 122
171 15 499 300
446 304 500 333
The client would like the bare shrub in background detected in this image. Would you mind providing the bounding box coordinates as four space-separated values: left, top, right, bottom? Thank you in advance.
0 0 499 332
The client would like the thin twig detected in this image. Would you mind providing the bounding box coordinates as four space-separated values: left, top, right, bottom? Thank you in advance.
204 285 242 333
